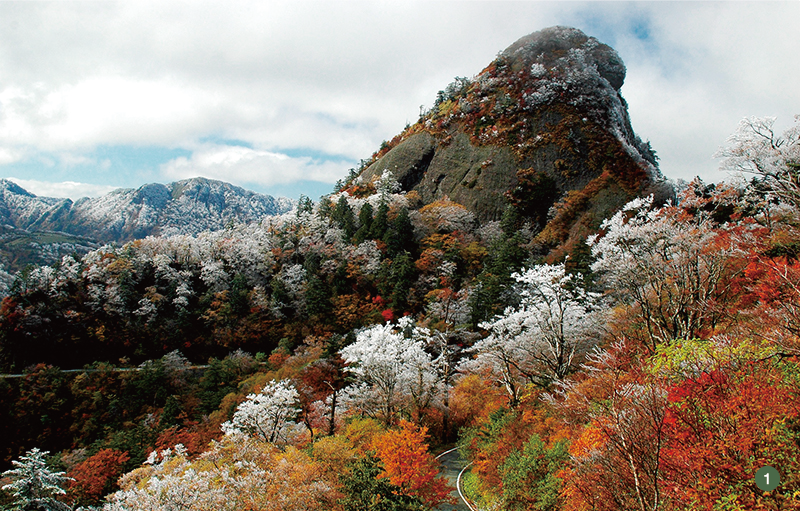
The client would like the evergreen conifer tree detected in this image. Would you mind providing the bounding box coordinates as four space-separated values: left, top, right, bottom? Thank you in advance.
389 251 416 313
1 448 72 511
354 202 374 244
370 201 390 240
305 275 331 318
340 456 427 511
384 208 415 256
332 195 356 239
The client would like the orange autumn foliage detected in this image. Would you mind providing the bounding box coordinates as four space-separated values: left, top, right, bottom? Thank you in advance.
342 417 385 454
568 421 606 460
450 374 506 430
331 294 380 331
372 420 455 507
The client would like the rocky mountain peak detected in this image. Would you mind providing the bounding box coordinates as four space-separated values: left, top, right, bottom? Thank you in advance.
0 179 37 198
351 26 667 257
131 183 171 208
500 25 626 91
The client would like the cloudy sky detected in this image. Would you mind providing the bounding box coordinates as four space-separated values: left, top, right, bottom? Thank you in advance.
1 1 798 201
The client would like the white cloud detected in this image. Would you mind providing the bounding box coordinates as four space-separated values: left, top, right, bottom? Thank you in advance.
0 1 797 189
0 147 25 166
7 177 119 201
160 144 348 187
615 2 800 182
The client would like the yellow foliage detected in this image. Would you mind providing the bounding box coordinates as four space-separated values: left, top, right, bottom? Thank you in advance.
311 435 358 477
342 417 386 453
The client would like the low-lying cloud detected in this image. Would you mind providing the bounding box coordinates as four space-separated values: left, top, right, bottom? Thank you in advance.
161 144 350 187
7 177 119 201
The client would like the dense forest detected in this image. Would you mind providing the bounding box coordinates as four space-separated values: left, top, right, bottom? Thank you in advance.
0 114 798 510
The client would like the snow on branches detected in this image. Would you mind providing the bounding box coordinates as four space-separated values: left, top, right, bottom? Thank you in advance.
340 317 442 424
589 195 750 349
1 447 73 511
716 115 800 210
221 379 302 445
463 263 605 405
106 436 336 511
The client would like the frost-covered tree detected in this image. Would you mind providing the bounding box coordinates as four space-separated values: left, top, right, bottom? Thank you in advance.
0 264 15 296
374 169 401 198
413 198 477 237
136 350 193 392
340 317 440 424
273 263 307 316
199 259 229 293
344 240 382 277
221 379 301 444
105 438 336 511
716 115 800 209
1 448 73 511
462 263 604 404
426 287 472 329
589 196 748 349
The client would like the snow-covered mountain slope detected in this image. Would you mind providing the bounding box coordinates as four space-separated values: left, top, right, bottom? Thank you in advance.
0 177 295 243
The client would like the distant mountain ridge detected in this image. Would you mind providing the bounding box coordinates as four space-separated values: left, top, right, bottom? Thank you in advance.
0 177 295 244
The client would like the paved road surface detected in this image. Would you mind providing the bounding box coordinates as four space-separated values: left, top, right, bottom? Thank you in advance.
0 364 213 378
436 448 473 511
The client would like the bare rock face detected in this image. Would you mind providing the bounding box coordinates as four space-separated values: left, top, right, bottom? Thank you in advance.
366 131 519 221
356 26 665 250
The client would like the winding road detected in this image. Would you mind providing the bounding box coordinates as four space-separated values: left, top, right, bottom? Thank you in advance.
436 448 477 511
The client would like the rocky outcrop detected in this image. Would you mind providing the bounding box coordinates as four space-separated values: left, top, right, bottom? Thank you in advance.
355 26 667 251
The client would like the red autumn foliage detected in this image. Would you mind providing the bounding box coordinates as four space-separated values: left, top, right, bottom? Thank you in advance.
155 422 221 457
67 448 130 504
661 362 800 509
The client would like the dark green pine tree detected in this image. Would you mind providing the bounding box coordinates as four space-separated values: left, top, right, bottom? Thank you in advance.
383 207 415 257
469 230 527 327
340 455 427 511
330 261 349 298
269 275 294 319
499 202 523 236
229 273 251 317
317 196 334 220
564 237 597 290
303 253 331 318
305 274 331 318
389 251 416 313
332 195 357 240
354 202 374 244
296 194 314 216
304 252 323 275
370 201 390 240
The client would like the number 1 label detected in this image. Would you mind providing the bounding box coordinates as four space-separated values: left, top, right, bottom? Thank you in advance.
756 466 780 492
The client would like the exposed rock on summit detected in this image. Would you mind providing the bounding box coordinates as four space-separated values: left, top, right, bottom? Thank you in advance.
354 26 665 255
